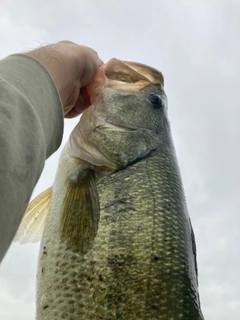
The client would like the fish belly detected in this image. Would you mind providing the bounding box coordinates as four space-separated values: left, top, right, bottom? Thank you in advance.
36 151 203 320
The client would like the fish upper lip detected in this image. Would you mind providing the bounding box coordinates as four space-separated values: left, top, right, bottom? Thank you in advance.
120 60 164 86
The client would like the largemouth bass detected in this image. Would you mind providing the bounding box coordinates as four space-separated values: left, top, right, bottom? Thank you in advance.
15 59 204 319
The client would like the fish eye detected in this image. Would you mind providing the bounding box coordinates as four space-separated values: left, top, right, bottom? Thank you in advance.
148 94 163 109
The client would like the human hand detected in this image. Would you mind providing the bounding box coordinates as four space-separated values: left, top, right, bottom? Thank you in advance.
26 41 102 118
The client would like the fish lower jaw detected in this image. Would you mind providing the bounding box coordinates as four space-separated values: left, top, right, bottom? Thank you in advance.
97 122 137 132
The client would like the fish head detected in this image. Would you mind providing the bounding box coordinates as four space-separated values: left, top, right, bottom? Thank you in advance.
69 58 169 169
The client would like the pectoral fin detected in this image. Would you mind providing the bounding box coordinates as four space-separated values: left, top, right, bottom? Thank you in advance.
14 187 52 243
59 170 99 254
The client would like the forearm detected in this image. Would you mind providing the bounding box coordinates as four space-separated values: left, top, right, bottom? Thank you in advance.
0 54 63 262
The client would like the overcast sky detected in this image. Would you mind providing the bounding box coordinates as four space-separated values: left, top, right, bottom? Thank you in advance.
0 0 239 319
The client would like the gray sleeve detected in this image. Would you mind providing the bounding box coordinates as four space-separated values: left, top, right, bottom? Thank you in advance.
0 54 64 262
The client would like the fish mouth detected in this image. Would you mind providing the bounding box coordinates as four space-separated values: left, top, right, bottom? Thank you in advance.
85 58 164 104
106 59 164 85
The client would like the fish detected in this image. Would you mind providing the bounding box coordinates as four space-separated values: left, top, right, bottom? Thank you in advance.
15 58 205 319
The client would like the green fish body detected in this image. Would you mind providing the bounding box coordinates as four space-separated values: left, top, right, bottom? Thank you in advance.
16 59 204 320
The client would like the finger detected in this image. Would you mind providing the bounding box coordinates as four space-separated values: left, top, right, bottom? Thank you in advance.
78 49 103 88
64 87 91 118
64 107 80 119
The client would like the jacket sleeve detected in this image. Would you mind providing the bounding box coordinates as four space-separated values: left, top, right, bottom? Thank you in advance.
0 54 64 262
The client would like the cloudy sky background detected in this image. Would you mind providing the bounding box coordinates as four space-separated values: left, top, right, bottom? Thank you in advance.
0 0 239 319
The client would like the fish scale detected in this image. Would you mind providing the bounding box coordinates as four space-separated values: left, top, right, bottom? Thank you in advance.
36 144 202 319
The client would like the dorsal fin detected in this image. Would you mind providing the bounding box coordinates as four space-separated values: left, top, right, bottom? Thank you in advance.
14 187 52 244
